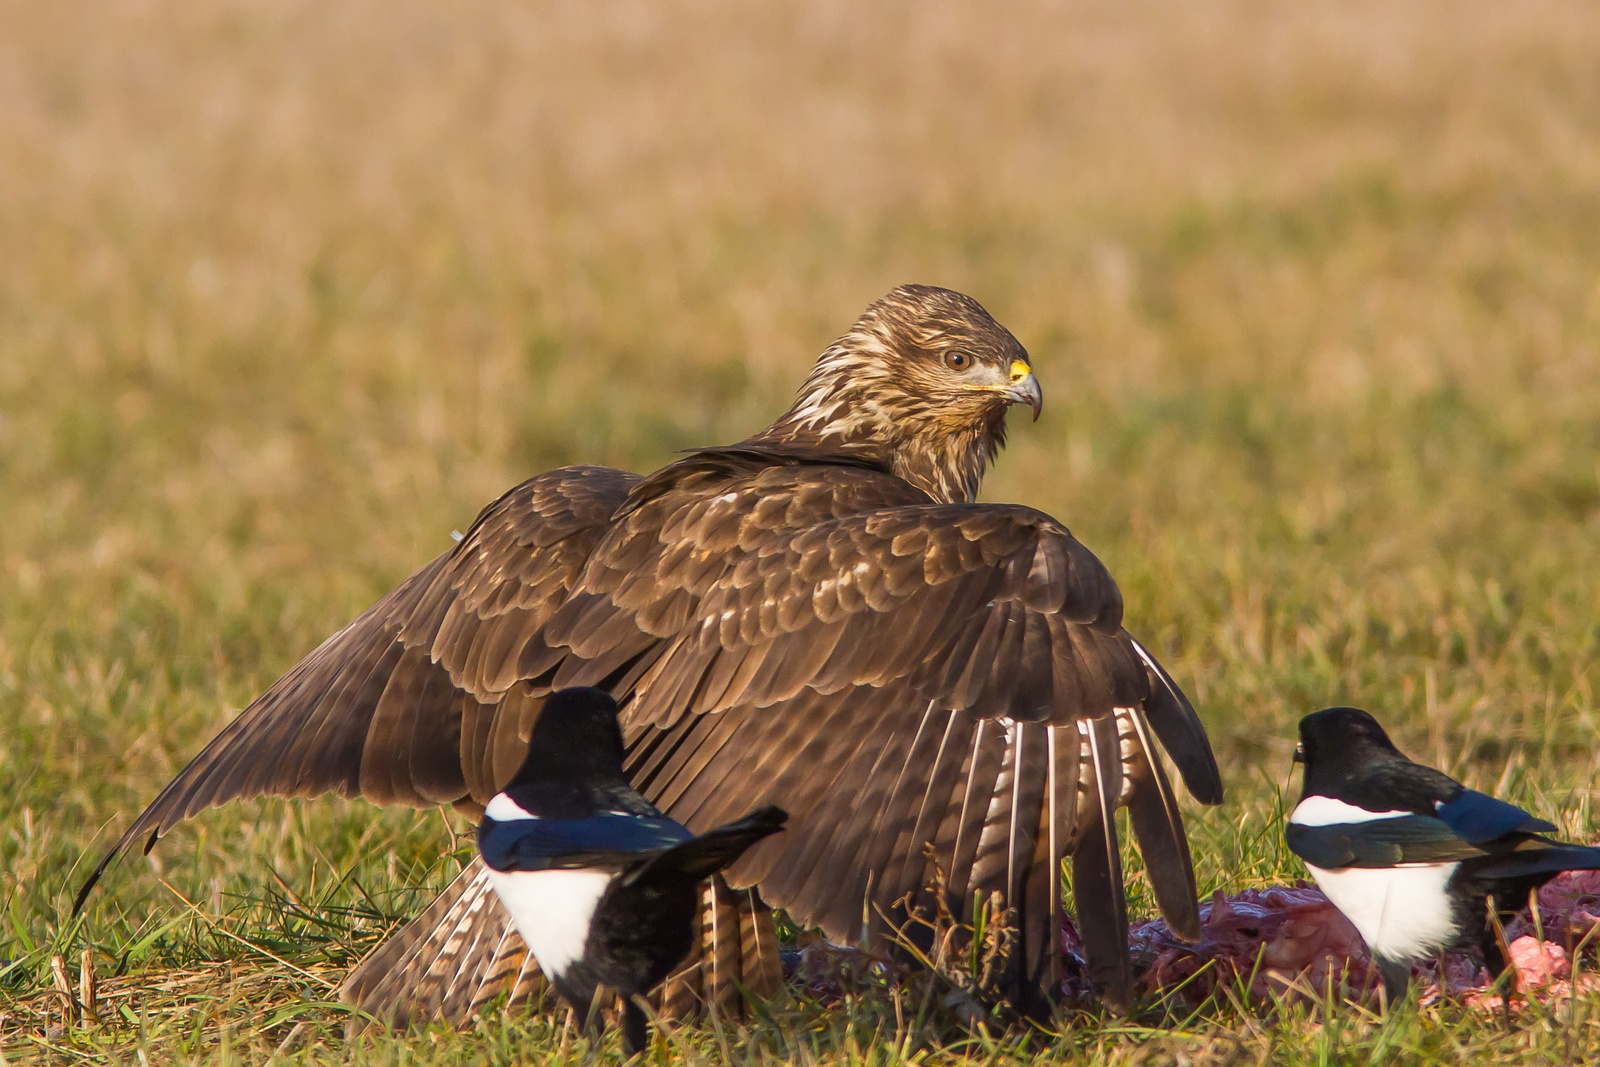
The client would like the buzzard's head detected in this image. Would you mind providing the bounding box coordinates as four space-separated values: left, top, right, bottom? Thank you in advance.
761 284 1041 503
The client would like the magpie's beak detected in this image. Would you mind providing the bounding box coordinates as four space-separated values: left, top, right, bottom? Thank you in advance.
1292 744 1305 764
1004 360 1043 421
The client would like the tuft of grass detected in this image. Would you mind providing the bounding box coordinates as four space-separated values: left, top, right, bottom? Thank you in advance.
5 0 1600 1061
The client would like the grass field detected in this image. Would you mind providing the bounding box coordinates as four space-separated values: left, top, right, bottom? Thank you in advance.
4 0 1600 1062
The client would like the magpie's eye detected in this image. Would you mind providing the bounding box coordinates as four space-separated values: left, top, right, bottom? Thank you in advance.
944 350 972 371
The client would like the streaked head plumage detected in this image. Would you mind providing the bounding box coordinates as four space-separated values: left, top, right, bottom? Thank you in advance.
758 284 1040 503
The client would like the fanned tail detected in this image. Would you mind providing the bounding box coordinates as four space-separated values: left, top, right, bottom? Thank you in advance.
340 859 546 1031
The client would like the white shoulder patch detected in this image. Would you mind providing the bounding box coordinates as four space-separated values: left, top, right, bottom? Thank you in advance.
485 793 537 822
1290 794 1410 826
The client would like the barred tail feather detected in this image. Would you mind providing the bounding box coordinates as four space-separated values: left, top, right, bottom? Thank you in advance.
659 880 781 1017
340 859 546 1031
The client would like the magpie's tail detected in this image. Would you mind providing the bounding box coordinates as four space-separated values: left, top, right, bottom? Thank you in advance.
1477 842 1600 881
632 806 789 885
336 856 781 1031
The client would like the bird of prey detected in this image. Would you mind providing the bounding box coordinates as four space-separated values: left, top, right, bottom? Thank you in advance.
1288 706 1600 1002
477 687 786 1053
77 284 1223 1020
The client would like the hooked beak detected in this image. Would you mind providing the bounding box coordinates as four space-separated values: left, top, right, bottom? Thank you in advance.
1004 360 1043 421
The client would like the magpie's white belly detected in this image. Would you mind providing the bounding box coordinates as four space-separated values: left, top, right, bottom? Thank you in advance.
486 867 613 978
1304 861 1460 962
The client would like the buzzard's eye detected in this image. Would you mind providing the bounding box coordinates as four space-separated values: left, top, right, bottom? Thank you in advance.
944 350 972 371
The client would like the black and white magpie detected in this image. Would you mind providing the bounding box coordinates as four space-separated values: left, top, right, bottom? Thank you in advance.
477 687 787 1052
1286 705 1600 1003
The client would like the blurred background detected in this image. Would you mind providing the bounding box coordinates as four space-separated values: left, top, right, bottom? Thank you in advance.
2 0 1599 1034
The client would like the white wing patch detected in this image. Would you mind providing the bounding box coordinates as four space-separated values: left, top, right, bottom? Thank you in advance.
1290 795 1410 826
485 793 537 822
486 867 613 978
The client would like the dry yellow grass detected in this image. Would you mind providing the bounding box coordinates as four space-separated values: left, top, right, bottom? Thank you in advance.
3 1 1600 1062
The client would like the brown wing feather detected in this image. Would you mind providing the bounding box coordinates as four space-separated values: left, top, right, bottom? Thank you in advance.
1072 715 1131 1004
1120 701 1203 941
84 450 1221 1016
340 860 523 1029
74 466 639 912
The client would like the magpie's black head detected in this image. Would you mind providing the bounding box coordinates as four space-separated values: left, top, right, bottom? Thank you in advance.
1294 706 1406 797
507 687 627 788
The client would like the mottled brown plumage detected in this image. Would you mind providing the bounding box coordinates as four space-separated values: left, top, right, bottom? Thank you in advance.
78 284 1221 1020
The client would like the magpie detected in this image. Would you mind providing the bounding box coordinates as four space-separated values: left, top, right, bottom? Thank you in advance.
477 687 787 1053
1286 705 1600 1003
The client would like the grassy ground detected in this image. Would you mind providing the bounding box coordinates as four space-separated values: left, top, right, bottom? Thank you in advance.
3 0 1600 1061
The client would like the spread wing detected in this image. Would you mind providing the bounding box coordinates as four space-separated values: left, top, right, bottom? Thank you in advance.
76 464 642 907
524 457 1221 997
81 453 1222 1005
